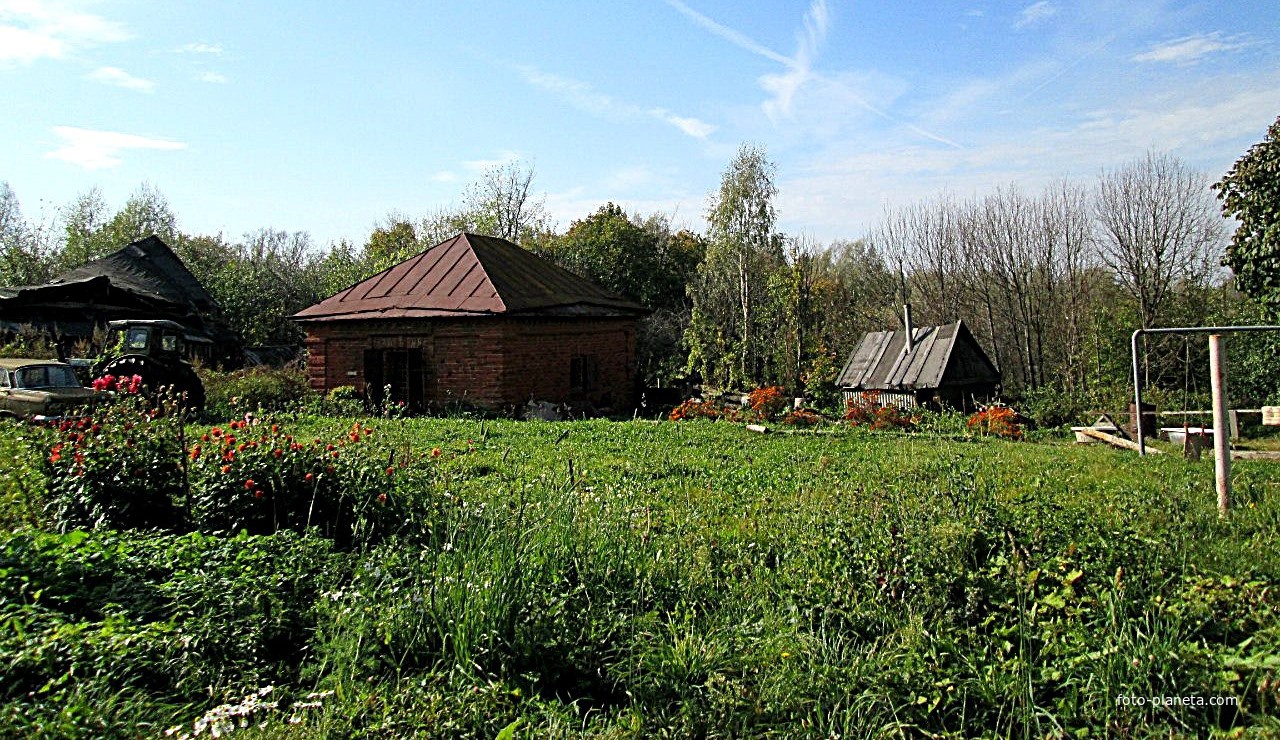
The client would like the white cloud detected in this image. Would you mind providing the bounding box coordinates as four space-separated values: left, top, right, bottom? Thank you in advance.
1015 1 1056 30
88 66 154 92
198 71 227 84
650 108 716 139
430 171 458 183
1131 33 1253 65
662 0 791 66
0 0 130 66
663 0 831 121
174 42 222 54
461 150 522 173
760 0 830 121
518 65 716 140
776 78 1279 241
45 126 186 170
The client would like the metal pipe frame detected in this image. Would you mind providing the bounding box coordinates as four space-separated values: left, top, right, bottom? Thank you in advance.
1131 325 1280 456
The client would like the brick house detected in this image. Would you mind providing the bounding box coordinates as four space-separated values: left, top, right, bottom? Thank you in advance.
292 233 647 412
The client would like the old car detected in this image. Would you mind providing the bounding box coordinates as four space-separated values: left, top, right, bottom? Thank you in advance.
0 358 102 421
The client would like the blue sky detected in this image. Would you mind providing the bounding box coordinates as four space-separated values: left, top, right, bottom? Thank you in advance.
2 0 1277 247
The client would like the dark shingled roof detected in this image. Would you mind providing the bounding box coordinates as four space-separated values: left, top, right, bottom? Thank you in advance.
293 233 647 322
836 320 999 391
53 236 218 312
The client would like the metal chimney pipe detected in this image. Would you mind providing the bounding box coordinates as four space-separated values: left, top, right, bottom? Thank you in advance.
903 303 914 353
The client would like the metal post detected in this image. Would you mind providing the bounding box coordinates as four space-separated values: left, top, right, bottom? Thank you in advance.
1209 334 1231 516
1131 330 1145 456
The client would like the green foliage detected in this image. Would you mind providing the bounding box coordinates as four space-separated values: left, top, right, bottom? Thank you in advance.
4 416 1280 735
200 364 315 418
1215 116 1280 318
44 395 185 532
311 385 366 416
687 143 785 389
0 528 338 735
187 418 417 546
0 423 47 530
0 330 59 359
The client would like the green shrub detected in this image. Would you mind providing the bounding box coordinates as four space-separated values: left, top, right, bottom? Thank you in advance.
200 364 315 419
43 394 185 532
0 529 340 736
312 385 365 416
188 417 438 548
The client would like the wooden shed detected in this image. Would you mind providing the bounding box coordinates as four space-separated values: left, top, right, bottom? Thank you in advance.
292 233 647 413
836 317 1000 412
0 235 240 365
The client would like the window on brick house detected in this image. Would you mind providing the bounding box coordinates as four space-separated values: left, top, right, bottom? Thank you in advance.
570 355 598 393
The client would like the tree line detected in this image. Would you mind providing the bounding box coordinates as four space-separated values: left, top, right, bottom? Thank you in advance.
2 115 1278 413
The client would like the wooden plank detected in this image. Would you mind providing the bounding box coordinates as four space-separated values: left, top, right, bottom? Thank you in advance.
1078 427 1163 454
1230 450 1280 461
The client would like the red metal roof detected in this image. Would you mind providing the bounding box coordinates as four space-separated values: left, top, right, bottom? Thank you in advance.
292 233 647 322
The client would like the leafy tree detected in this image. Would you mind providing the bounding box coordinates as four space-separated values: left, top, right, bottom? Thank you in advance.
56 184 179 272
209 230 321 345
363 216 422 272
58 187 113 269
0 182 55 285
538 203 692 309
1214 115 1280 318
686 143 784 389
536 204 704 384
1093 152 1223 329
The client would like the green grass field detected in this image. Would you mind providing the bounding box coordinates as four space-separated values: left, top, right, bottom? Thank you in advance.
3 415 1279 737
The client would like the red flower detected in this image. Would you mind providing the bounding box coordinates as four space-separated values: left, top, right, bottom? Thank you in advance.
376 493 388 504
385 466 395 476
271 424 279 433
221 465 231 474
331 450 339 458
273 449 283 458
190 446 201 460
305 472 315 482
244 479 256 489
431 447 442 458
253 490 264 499
211 428 223 437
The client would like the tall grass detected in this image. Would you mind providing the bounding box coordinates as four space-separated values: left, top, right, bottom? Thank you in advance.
2 416 1278 736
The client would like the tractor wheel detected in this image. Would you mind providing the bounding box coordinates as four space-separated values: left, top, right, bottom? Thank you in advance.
98 355 157 389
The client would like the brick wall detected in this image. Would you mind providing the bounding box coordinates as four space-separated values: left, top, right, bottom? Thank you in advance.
299 316 638 411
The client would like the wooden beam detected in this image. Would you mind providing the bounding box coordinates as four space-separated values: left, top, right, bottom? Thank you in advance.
1230 450 1280 461
1078 427 1163 454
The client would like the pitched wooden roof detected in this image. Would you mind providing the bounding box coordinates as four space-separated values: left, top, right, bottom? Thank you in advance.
292 233 646 322
1 236 218 313
836 320 1000 390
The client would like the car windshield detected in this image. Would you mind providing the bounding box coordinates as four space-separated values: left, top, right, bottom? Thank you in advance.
16 365 81 389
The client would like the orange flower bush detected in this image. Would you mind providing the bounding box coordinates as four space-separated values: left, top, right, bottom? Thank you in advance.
780 408 824 427
746 385 788 420
966 404 1024 440
668 399 721 421
844 391 916 431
